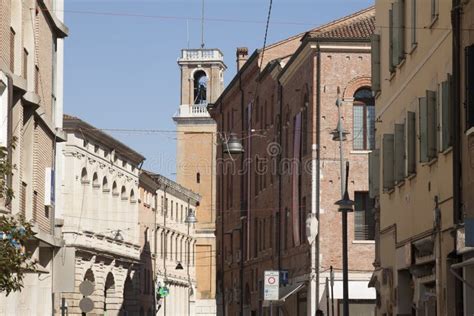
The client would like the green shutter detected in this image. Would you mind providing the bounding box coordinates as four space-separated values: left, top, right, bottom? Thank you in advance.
394 123 405 183
426 90 437 158
371 34 381 92
389 8 394 73
441 76 453 151
406 111 416 175
397 0 405 62
369 149 380 198
391 3 400 68
383 134 395 191
419 97 428 162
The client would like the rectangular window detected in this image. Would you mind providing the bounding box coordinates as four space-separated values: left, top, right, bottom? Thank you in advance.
431 0 438 21
419 91 437 162
406 111 416 175
440 76 453 151
354 192 375 240
20 182 27 216
10 28 15 72
466 44 474 129
394 123 405 183
35 65 39 94
171 201 174 219
353 105 364 149
383 134 395 191
23 49 28 80
371 34 381 92
302 106 308 156
353 103 375 150
411 0 417 46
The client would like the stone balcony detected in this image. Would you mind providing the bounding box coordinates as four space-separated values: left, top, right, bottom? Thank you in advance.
178 49 224 63
174 104 210 119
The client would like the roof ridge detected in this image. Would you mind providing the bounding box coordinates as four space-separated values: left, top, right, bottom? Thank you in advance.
264 6 374 50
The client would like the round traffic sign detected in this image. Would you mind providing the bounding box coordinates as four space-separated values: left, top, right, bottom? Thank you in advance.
79 280 94 296
268 277 276 284
79 297 94 313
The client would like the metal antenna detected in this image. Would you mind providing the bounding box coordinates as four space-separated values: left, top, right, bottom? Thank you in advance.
186 19 190 49
201 0 205 48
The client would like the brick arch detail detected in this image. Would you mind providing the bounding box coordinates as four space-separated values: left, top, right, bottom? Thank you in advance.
343 76 371 99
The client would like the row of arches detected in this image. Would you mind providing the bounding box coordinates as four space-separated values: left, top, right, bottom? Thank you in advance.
81 167 136 201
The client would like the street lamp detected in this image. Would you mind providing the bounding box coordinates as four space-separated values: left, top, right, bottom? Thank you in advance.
222 133 244 155
331 88 354 316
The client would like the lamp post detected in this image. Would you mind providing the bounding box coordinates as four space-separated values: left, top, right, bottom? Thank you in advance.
185 207 198 316
331 89 354 316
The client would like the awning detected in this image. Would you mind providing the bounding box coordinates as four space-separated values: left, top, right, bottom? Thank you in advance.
451 257 474 269
279 283 306 301
262 283 306 307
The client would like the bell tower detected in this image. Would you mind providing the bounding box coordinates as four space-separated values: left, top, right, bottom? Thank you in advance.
173 48 226 314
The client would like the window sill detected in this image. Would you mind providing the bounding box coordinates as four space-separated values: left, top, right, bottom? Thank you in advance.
441 146 453 156
352 240 375 244
406 173 417 181
350 150 371 155
384 187 395 195
428 15 439 29
408 43 418 55
427 157 438 166
397 58 406 69
81 180 90 185
395 179 405 188
466 126 474 137
388 71 396 82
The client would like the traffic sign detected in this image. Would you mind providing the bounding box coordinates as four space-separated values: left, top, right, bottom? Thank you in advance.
264 270 279 301
79 280 94 296
79 297 93 313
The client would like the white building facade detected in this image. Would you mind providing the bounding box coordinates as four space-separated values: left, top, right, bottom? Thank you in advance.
57 115 145 315
146 173 199 316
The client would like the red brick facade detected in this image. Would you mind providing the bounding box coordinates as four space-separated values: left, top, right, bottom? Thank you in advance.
210 7 376 316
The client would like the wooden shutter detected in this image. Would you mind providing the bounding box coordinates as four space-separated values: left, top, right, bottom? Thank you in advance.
389 8 395 72
411 0 417 45
466 44 474 128
419 97 429 162
10 28 15 72
426 90 437 157
394 123 405 183
383 134 395 191
397 0 405 62
441 76 453 151
406 111 416 175
369 149 380 198
371 34 381 92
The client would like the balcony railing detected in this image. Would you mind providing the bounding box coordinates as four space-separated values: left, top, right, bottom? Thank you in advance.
179 49 223 62
175 104 210 118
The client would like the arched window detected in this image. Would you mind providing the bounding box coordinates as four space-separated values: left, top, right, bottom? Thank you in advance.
353 87 375 150
121 186 127 200
193 70 207 104
112 181 118 195
130 189 136 202
102 177 109 191
196 172 200 184
92 172 99 187
81 168 88 183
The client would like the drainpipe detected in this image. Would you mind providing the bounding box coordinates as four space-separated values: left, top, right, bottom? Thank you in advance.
239 74 245 316
277 79 283 316
451 0 463 314
218 97 226 316
315 44 322 314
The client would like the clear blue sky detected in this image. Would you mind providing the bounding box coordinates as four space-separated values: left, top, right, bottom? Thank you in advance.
64 0 374 179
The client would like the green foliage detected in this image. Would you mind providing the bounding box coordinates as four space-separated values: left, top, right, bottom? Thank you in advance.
0 216 36 295
0 140 37 296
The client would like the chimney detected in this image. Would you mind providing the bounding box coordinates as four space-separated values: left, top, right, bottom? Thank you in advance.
236 47 249 72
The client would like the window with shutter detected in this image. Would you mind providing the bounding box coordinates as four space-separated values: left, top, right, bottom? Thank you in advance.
431 0 438 21
369 149 380 198
441 76 453 151
411 0 417 46
406 111 416 175
389 8 395 73
466 44 474 129
353 88 375 150
383 134 395 191
426 90 438 157
394 123 405 183
419 92 437 162
371 34 381 92
10 28 15 73
396 0 405 63
354 192 375 240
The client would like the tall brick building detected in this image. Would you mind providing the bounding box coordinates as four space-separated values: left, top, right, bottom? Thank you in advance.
0 0 68 314
209 7 376 316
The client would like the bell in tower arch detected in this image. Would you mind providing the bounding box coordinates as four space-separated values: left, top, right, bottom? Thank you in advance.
193 70 208 105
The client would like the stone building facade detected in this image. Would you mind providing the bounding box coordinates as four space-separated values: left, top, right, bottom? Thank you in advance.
173 48 226 315
209 7 376 316
370 0 460 315
58 115 145 315
146 172 199 316
0 0 68 314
